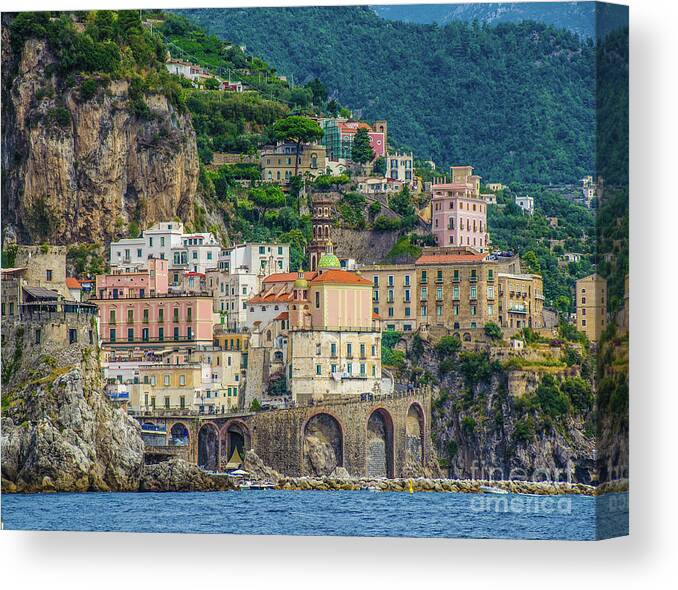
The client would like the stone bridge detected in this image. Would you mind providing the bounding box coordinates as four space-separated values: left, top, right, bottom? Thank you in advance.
136 387 433 479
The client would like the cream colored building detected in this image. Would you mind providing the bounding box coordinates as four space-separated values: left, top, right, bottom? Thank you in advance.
497 273 545 332
287 247 382 403
359 264 417 332
576 273 607 341
260 142 327 184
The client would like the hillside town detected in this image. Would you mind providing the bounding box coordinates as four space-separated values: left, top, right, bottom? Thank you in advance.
0 116 617 423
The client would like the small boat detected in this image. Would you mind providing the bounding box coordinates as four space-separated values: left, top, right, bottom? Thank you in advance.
479 485 509 495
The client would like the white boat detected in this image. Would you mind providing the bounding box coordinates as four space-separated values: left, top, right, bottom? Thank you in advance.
479 485 509 495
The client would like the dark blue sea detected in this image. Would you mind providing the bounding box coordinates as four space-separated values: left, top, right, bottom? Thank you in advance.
1 490 628 540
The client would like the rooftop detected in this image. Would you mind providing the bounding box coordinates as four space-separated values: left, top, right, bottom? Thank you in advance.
310 269 372 286
415 253 487 266
65 277 82 289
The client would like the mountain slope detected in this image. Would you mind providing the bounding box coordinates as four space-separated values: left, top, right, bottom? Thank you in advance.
372 2 628 39
177 6 596 184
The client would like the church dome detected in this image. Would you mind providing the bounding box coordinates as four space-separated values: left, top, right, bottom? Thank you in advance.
317 241 341 270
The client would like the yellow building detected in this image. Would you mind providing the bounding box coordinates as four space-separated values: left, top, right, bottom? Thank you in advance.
497 273 545 332
260 142 327 184
576 273 607 342
359 264 417 332
134 363 204 412
287 246 383 403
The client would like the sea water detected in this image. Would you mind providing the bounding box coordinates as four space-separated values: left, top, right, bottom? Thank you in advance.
1 490 628 540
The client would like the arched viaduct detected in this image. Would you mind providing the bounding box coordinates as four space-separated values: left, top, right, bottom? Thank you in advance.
137 388 433 479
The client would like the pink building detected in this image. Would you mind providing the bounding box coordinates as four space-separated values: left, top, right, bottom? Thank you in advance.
431 166 488 252
93 259 213 349
95 258 168 300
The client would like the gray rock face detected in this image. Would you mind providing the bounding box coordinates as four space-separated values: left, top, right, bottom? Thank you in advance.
1 365 144 492
140 459 234 492
243 450 282 482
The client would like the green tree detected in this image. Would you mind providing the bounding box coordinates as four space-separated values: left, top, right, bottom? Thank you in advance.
522 250 542 274
351 127 374 165
271 116 323 176
204 77 220 90
388 185 415 218
373 156 386 176
484 322 503 341
306 77 327 105
435 335 461 357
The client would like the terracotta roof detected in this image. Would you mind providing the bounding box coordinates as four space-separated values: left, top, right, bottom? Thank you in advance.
263 271 317 283
274 311 289 321
65 277 82 289
310 269 372 286
415 253 486 265
248 292 293 304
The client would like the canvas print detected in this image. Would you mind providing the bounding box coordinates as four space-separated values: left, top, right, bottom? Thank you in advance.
0 2 629 540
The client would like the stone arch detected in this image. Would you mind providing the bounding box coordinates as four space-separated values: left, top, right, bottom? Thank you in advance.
367 408 395 478
198 423 219 470
463 332 472 342
406 403 425 466
221 420 251 461
303 412 344 476
169 422 190 446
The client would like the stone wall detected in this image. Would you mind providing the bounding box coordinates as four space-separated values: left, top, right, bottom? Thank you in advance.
14 244 70 298
134 388 434 479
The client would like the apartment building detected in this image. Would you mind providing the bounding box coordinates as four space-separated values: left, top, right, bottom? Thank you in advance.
359 264 417 332
218 243 290 276
386 152 414 186
431 166 489 252
497 273 545 332
414 248 534 340
260 142 327 183
515 195 535 215
576 273 607 342
109 222 220 274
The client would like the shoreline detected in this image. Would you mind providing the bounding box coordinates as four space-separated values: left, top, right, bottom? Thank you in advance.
1 477 629 496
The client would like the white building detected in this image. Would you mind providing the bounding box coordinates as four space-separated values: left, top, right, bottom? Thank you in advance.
515 195 535 215
207 267 261 330
218 243 289 276
386 152 414 186
109 222 220 275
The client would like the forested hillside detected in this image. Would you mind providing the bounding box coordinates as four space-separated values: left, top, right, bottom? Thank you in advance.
177 5 596 184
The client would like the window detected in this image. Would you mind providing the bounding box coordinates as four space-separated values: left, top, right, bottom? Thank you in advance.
360 343 366 358
316 364 322 376
35 328 42 344
421 271 427 284
331 342 337 357
436 304 443 317
471 305 477 316
404 289 411 303
143 308 149 323
173 327 179 340
360 363 366 376
388 307 394 317
346 343 353 357
316 343 322 356
109 328 116 342
331 364 337 373
187 327 193 340
109 309 116 323
347 362 353 375
173 307 179 322
127 309 134 323
187 307 193 322
436 270 443 283
420 287 428 301
388 275 394 287
371 344 377 356
453 286 460 299
487 286 495 299
179 375 186 386
315 291 320 308
436 287 443 301
164 374 170 386
127 328 134 342
470 286 478 299
164 396 170 409
405 307 411 317
488 304 494 316
420 304 428 317
158 327 164 342
387 289 394 303
488 269 494 280
404 274 411 287
46 269 53 281
373 275 379 287
142 328 149 342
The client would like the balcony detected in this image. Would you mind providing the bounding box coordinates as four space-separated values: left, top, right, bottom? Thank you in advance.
508 304 528 314
469 276 478 283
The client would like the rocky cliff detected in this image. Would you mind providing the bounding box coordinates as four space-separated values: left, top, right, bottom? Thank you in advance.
396 335 596 484
1 35 199 245
1 323 145 492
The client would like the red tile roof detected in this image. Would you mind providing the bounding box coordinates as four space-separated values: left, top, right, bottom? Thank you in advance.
274 311 289 321
65 277 82 289
263 271 317 283
310 269 372 286
248 292 294 304
415 253 486 265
